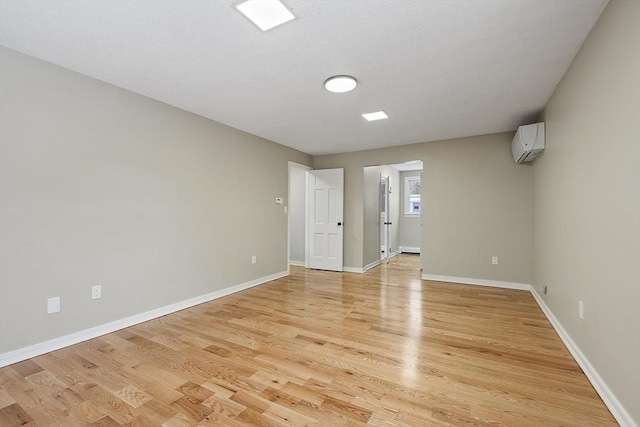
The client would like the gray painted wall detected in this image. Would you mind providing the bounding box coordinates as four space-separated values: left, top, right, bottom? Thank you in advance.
288 165 307 264
2 2 637 420
314 132 532 283
0 47 311 353
398 171 422 250
532 0 640 422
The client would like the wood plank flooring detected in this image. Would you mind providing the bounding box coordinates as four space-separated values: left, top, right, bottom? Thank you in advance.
0 254 617 426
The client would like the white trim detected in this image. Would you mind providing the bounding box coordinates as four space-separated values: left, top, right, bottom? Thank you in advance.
364 259 381 272
304 169 310 268
0 270 288 368
389 249 400 259
421 274 530 291
400 246 420 254
289 260 305 267
343 260 382 274
529 288 637 427
3 268 632 426
419 273 636 427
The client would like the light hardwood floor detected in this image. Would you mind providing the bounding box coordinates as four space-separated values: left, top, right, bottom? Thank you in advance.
0 254 617 426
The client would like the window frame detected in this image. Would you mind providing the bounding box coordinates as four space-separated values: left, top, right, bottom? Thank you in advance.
404 175 421 217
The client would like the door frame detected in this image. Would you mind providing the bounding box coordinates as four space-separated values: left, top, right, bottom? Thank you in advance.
287 161 312 274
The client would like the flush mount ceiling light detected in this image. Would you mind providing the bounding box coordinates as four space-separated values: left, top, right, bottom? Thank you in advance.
324 75 358 93
235 0 296 32
362 111 389 121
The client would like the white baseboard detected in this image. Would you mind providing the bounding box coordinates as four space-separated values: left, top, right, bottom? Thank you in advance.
420 273 635 427
400 246 420 254
0 270 289 368
343 260 382 274
364 260 381 272
529 288 636 427
389 250 400 259
289 260 305 267
421 273 530 291
3 270 633 426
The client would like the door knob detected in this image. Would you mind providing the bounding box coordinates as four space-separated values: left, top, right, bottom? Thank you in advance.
337 222 342 226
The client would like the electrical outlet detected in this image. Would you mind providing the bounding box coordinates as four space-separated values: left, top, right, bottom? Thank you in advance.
491 256 499 265
47 296 60 314
578 301 584 319
92 285 102 300
251 255 257 264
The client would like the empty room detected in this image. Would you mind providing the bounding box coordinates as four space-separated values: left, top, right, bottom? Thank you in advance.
0 0 638 426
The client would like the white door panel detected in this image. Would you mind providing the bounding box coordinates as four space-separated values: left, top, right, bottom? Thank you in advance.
307 169 344 271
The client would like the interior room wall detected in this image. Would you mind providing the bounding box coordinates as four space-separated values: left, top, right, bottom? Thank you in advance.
314 132 532 283
288 165 307 265
399 170 422 250
0 47 311 354
532 0 640 423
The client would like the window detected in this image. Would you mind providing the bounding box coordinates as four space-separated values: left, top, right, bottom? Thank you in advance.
405 176 421 216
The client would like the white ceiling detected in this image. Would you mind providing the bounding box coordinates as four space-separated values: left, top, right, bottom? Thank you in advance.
0 0 607 156
389 161 423 172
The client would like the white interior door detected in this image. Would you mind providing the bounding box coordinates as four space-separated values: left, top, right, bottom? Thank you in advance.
307 168 344 271
380 174 390 263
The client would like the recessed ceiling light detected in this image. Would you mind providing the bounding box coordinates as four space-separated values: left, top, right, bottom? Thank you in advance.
235 0 296 32
362 111 389 121
324 75 358 93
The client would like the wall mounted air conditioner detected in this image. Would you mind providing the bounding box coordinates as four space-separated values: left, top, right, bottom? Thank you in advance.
512 122 545 163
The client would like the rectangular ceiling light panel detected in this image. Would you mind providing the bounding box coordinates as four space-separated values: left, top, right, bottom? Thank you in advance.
235 0 296 32
362 111 389 122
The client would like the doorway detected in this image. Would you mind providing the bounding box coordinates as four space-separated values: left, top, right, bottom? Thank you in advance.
288 162 311 268
288 163 345 272
363 161 423 271
380 174 390 263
